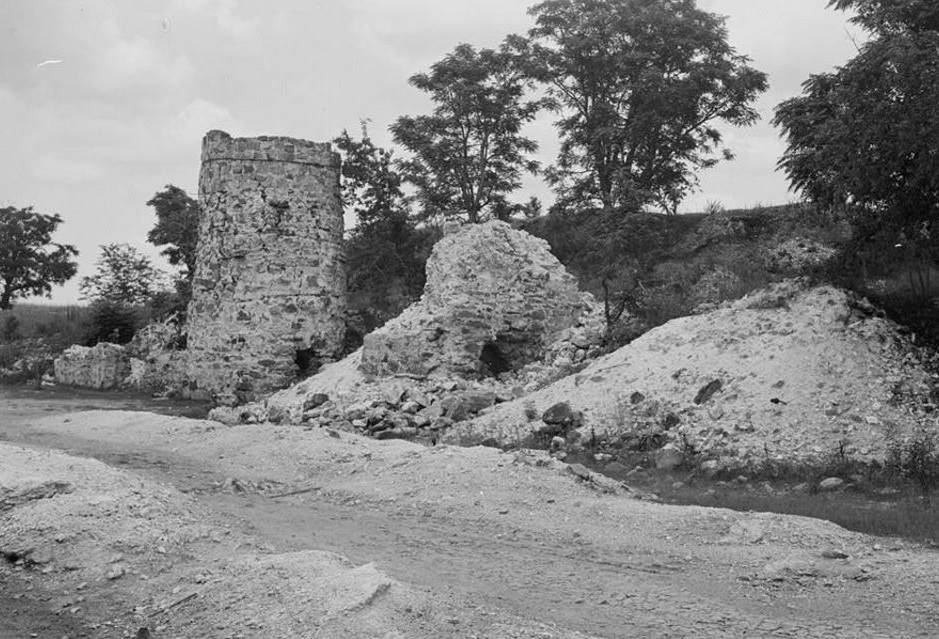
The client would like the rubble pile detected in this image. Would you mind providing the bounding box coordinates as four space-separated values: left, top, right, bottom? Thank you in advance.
360 220 600 378
52 315 189 394
445 280 938 470
210 222 607 434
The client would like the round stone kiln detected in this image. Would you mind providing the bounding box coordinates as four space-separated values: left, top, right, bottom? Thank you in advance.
186 130 345 404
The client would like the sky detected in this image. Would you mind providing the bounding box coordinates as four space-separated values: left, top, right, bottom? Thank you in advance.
1 0 865 304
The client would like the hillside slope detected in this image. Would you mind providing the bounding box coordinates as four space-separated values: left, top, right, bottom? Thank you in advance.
446 280 937 470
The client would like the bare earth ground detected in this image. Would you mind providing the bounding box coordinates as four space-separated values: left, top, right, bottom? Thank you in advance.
2 386 939 638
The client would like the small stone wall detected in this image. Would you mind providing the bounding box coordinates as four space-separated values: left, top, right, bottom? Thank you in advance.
360 221 590 378
186 130 346 404
54 343 129 390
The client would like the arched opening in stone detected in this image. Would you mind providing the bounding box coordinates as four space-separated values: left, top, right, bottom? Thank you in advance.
479 341 511 377
295 347 319 379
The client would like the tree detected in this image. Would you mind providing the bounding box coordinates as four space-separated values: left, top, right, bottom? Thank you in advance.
79 243 165 306
146 185 200 278
391 43 546 223
522 0 767 213
335 122 410 227
146 185 200 315
334 125 438 335
828 0 939 33
774 0 939 295
0 206 78 309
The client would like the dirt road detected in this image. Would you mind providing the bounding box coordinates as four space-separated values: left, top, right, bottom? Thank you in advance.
2 387 938 638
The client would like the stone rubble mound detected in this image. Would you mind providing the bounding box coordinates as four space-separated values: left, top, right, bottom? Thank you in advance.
360 220 597 378
53 343 131 390
51 315 189 394
444 280 938 469
210 222 607 437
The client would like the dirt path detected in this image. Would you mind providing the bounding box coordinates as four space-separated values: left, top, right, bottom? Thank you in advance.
2 387 938 638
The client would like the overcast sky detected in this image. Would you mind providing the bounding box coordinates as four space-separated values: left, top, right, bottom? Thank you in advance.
1 1 864 304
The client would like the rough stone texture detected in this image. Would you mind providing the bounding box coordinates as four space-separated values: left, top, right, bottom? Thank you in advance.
446 280 939 470
186 130 346 405
360 220 591 378
53 343 129 390
120 315 189 392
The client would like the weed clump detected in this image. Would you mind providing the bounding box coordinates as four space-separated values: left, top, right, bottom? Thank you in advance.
887 429 939 504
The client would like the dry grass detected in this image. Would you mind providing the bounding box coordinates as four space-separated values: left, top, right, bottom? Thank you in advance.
573 451 939 546
0 304 90 347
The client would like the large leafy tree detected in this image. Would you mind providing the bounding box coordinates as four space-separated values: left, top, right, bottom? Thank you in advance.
0 206 78 309
79 243 165 306
391 43 546 223
146 185 200 278
774 0 939 248
522 0 767 213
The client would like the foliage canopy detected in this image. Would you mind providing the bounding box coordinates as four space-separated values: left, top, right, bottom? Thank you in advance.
391 43 546 223
522 0 767 213
774 0 939 259
79 243 166 306
334 125 438 336
146 184 200 277
0 206 78 310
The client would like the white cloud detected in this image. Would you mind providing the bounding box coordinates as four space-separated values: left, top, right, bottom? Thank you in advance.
95 36 195 94
29 155 106 184
215 0 256 38
164 98 243 142
170 0 257 38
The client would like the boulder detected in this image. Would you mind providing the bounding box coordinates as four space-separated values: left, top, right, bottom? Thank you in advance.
817 477 846 492
54 343 130 390
654 445 684 471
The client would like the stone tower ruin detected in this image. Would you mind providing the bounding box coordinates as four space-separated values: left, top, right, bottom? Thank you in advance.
186 130 346 404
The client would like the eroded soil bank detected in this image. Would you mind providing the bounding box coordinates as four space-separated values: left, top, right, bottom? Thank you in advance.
1 387 938 638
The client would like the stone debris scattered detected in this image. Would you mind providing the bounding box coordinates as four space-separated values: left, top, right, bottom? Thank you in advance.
445 280 939 470
0 442 484 639
51 314 190 395
6 410 939 638
210 222 607 437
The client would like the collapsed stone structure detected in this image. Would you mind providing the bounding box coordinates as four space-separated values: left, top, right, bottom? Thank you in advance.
447 280 938 470
360 220 593 378
186 130 346 404
54 343 129 390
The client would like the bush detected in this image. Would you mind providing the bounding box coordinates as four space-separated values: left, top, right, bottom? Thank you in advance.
84 301 140 345
887 430 939 503
0 314 20 343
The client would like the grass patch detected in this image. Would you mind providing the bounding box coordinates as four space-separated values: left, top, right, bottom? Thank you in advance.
668 482 939 544
0 304 90 348
568 450 939 546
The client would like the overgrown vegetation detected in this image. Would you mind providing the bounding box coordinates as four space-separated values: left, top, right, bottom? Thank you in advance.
774 0 939 345
524 202 847 348
0 206 78 310
0 305 88 384
887 430 939 504
146 184 200 319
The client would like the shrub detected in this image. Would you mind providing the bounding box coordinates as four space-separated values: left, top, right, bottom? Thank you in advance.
0 314 20 343
887 430 939 504
84 301 140 345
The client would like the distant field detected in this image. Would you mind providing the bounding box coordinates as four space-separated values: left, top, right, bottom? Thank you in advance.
0 303 90 345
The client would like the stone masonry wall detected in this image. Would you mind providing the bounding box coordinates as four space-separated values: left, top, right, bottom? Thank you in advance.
186 130 346 405
360 221 591 378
